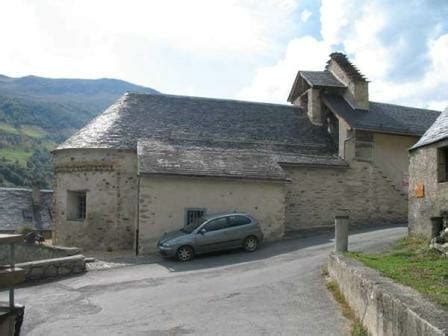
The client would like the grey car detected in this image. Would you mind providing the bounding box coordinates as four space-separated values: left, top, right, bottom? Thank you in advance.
158 213 263 261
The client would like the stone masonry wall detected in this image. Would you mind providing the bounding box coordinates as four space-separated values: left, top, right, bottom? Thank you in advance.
53 149 138 251
0 243 80 264
284 160 408 231
409 139 448 238
138 175 286 254
328 253 448 336
18 255 86 282
373 133 417 195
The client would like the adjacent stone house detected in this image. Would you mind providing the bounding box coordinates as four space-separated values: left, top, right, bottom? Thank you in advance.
0 187 52 234
408 108 448 238
52 53 440 253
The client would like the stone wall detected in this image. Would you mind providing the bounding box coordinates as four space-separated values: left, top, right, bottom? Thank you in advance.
53 149 138 251
373 133 417 194
138 175 286 254
18 255 86 282
328 253 448 336
0 243 80 264
409 139 448 238
283 160 407 232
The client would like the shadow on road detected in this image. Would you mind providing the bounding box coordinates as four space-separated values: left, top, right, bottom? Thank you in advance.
154 223 407 273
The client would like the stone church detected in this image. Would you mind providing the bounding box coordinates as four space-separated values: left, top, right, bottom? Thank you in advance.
52 53 440 253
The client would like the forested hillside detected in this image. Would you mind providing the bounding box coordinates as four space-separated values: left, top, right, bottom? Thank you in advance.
0 75 158 188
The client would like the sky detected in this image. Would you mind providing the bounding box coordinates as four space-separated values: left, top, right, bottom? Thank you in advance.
0 0 447 110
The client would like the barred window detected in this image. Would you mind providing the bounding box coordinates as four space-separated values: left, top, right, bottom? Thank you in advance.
185 208 206 226
67 191 87 220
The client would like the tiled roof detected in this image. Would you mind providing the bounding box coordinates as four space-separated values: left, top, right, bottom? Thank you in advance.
137 138 346 180
57 93 337 158
322 94 440 136
137 140 288 181
411 108 448 150
300 71 346 88
0 188 52 231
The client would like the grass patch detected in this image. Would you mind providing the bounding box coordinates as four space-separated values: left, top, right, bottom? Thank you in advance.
20 125 48 139
325 278 368 336
348 236 448 309
0 148 32 166
0 122 19 135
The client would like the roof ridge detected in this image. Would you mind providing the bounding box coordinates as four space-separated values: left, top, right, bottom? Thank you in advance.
124 92 299 109
370 101 441 113
0 187 53 192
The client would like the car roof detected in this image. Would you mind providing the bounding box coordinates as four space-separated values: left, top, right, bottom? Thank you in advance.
204 212 252 220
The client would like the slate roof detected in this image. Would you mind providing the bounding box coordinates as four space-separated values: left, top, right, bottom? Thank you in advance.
137 140 288 181
322 94 440 136
57 93 338 158
300 71 346 88
0 188 53 231
411 108 448 150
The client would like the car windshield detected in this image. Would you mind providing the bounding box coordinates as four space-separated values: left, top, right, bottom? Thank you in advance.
181 216 207 233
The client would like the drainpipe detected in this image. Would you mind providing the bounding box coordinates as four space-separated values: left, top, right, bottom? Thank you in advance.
343 130 355 160
135 174 141 256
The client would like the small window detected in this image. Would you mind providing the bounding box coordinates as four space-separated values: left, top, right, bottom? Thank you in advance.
229 215 251 227
437 147 448 182
185 208 206 226
67 191 87 221
204 217 229 232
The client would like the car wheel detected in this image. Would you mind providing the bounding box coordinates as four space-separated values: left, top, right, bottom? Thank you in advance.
176 245 194 262
243 236 258 252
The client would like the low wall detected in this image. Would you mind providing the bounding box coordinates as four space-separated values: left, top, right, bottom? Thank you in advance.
328 253 448 336
18 255 86 282
0 243 81 264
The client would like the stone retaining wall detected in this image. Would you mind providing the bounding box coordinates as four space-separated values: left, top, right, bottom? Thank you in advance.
18 255 86 281
328 253 448 336
0 243 81 264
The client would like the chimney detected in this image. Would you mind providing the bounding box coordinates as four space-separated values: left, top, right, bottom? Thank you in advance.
326 52 369 110
32 183 40 206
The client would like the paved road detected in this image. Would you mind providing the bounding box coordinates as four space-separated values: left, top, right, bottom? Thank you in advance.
1 226 406 336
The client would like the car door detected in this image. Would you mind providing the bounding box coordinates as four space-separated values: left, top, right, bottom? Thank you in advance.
194 216 231 253
226 215 253 248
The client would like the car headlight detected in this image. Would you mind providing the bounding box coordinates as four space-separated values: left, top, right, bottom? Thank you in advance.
160 242 171 248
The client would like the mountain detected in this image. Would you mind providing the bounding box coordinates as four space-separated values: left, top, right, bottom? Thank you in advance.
0 74 158 188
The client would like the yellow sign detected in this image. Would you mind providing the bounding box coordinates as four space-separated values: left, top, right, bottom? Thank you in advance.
415 183 425 198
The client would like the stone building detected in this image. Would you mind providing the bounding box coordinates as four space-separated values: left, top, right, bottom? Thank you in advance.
52 53 440 253
0 186 52 234
409 108 448 238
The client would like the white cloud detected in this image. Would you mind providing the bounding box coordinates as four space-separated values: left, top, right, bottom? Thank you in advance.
0 0 298 96
237 36 331 103
239 0 448 109
300 9 312 23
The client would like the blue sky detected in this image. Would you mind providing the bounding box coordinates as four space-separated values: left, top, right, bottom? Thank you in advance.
0 0 447 109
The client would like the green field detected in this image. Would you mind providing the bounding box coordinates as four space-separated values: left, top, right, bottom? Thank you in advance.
20 125 48 139
349 237 448 309
0 122 19 135
0 148 33 166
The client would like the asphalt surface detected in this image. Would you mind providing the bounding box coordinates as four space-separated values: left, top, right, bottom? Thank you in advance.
1 226 407 336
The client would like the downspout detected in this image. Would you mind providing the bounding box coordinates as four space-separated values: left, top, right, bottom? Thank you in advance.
135 174 141 256
343 129 355 160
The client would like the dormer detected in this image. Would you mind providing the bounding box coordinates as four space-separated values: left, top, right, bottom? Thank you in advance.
325 52 369 110
287 70 346 125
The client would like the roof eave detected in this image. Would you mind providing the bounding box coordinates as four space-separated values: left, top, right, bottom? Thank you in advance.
138 171 289 183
